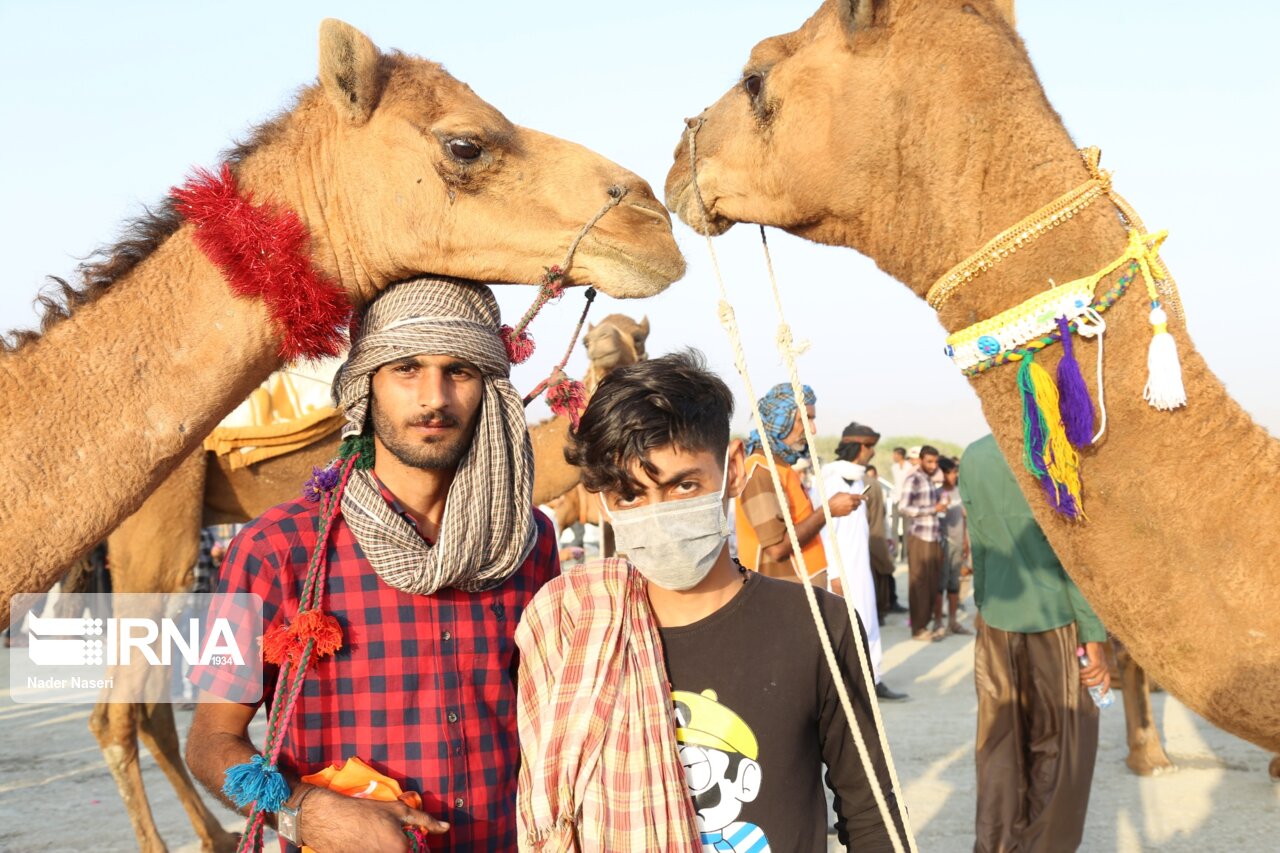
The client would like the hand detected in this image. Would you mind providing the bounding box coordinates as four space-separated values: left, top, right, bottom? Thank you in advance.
934 501 950 513
300 787 449 852
828 493 861 517
1079 641 1111 695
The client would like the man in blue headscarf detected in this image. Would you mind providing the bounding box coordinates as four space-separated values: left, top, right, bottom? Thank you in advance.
735 384 859 586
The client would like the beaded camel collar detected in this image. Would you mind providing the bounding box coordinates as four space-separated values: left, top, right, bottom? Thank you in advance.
928 148 1188 520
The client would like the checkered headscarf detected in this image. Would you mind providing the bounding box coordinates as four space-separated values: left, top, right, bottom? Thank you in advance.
332 277 535 595
744 383 816 465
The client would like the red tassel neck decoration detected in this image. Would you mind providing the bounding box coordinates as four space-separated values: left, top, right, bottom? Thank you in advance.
544 369 588 430
171 165 352 362
261 609 344 668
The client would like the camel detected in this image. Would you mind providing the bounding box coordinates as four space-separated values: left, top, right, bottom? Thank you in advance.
531 313 651 504
0 18 685 631
663 0 1280 753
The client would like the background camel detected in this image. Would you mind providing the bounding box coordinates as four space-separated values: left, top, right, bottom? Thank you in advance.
531 313 651 504
0 17 685 629
664 0 1280 752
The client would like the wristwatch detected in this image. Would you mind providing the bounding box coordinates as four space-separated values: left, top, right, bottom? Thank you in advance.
277 794 303 846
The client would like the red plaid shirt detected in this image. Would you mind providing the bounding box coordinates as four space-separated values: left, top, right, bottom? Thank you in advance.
192 481 559 851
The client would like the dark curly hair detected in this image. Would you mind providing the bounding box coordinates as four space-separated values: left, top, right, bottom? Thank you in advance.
565 349 734 497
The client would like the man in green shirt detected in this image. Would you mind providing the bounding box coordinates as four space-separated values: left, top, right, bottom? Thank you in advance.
959 434 1110 853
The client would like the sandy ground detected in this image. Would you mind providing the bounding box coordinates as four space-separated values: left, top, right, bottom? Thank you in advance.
1 568 1277 852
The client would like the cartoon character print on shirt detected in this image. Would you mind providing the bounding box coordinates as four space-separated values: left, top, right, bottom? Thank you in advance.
673 689 771 853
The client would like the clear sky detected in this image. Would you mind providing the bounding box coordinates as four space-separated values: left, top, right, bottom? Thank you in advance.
1 1 1276 445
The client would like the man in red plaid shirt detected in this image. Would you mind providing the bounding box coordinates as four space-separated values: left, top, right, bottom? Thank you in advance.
186 278 559 851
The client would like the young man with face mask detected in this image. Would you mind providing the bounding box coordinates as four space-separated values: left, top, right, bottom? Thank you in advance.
515 352 904 853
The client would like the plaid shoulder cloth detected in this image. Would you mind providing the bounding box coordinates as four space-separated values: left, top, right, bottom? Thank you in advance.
515 559 700 852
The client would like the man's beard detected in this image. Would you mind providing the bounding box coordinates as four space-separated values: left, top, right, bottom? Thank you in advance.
371 397 478 471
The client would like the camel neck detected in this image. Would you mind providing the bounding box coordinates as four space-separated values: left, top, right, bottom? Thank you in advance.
0 227 282 612
852 98 1280 751
859 72 1127 326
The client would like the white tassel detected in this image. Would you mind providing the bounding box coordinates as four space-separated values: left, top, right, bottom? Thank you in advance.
1142 306 1186 410
1076 308 1108 443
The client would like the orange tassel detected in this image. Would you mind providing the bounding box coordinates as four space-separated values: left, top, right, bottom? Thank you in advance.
292 610 344 658
260 611 343 666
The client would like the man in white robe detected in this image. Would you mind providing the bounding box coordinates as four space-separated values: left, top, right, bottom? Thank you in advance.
821 422 908 702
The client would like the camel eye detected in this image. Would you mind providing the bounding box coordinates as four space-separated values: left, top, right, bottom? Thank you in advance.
743 74 763 99
448 139 482 161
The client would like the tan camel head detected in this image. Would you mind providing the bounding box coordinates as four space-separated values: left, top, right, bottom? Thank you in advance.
583 313 650 374
246 20 685 304
664 0 1021 280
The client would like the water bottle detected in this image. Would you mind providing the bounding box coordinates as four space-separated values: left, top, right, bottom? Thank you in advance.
1076 646 1114 709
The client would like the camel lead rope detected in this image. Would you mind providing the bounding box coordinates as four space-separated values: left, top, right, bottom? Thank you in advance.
502 189 625 423
757 225 917 839
685 121 916 853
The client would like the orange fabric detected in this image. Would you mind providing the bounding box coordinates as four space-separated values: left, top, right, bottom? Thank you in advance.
299 756 421 853
735 454 828 580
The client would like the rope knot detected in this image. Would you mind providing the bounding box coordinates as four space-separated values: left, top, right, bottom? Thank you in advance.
716 299 736 330
775 324 810 357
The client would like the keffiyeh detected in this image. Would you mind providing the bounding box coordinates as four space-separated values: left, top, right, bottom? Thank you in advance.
331 276 535 595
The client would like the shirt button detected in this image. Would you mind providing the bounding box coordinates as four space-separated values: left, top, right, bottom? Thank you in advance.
454 745 462 756
447 711 458 723
442 630 452 641
454 797 465 808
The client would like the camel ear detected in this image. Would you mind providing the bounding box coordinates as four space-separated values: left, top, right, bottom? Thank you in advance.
319 19 383 126
638 315 650 339
835 0 887 40
990 0 1015 25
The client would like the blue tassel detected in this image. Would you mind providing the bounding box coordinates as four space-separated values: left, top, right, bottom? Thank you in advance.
222 754 290 811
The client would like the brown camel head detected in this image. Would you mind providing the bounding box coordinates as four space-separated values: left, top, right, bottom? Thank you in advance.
240 20 684 305
583 313 650 376
663 0 1021 290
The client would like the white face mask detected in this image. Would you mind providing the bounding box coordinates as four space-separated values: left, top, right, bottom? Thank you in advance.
600 450 732 591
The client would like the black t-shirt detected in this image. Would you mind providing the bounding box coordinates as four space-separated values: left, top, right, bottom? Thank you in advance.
659 572 904 852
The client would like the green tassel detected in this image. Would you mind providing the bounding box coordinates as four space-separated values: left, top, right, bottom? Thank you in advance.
338 433 376 470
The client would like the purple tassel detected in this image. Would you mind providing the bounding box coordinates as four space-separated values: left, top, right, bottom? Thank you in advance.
1055 316 1094 448
1039 475 1080 519
302 464 341 502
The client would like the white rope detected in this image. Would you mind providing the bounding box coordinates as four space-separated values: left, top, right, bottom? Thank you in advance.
685 123 915 853
758 226 918 850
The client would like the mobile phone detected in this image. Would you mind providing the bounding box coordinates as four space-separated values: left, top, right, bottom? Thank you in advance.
857 481 872 495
